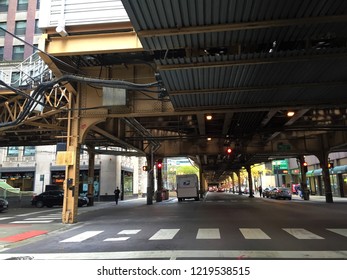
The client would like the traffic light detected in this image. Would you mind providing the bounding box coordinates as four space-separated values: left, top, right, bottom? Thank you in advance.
156 160 162 169
328 162 334 169
226 147 232 154
302 161 308 173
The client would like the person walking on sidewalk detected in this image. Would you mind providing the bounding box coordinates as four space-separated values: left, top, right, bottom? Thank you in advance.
258 185 262 197
114 187 121 205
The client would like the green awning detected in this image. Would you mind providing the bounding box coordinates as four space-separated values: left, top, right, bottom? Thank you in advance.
0 181 20 193
332 165 347 174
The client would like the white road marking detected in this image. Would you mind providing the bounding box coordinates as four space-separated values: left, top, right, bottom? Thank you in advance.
0 217 12 221
25 217 61 220
327 228 347 237
283 228 324 239
149 229 180 240
118 230 141 235
239 228 271 239
104 237 130 241
196 228 220 239
60 231 103 243
10 220 54 224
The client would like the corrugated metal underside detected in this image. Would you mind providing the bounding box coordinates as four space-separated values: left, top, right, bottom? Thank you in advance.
156 49 347 110
122 0 347 112
122 0 347 49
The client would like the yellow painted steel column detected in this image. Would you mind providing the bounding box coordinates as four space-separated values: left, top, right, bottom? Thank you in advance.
62 91 81 224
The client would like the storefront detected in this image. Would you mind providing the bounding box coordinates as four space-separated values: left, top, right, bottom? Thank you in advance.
50 166 100 197
306 166 347 197
0 167 35 191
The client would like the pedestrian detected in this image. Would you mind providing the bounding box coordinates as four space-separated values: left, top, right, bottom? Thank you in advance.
258 185 262 197
114 187 120 204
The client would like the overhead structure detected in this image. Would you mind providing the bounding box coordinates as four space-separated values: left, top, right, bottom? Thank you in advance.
1 0 347 185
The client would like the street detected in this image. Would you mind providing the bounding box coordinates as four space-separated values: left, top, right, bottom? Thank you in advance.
1 192 347 259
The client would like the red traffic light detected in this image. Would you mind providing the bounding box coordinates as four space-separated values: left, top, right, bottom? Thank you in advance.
303 162 308 166
226 147 232 154
157 161 162 169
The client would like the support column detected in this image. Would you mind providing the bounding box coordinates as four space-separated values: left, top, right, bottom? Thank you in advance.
246 165 254 198
62 92 81 224
316 152 333 203
156 158 163 202
316 134 333 203
236 170 242 195
297 155 309 200
146 153 154 205
87 145 95 206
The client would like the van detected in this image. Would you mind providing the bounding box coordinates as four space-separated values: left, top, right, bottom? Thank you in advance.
176 174 199 202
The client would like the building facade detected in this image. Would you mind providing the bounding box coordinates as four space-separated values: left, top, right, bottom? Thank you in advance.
0 145 148 200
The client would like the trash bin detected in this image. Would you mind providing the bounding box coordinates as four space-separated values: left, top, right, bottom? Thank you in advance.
87 193 94 206
161 189 169 200
303 189 310 200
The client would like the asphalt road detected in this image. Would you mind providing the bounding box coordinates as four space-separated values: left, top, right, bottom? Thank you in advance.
1 192 347 259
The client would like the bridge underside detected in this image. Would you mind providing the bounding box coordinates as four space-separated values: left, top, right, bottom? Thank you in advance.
1 1 347 217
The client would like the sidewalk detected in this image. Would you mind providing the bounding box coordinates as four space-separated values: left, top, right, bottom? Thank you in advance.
0 201 111 250
290 194 347 203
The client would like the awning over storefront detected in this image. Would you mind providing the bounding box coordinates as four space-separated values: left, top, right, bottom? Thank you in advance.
306 165 347 176
332 165 347 174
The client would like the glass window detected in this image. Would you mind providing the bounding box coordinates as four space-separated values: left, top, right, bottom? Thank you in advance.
34 19 41 34
12 45 24 61
11 71 20 86
23 146 36 156
0 22 5 36
36 0 40 10
0 0 8 12
17 0 28 11
15 21 26 36
7 146 19 157
0 47 3 61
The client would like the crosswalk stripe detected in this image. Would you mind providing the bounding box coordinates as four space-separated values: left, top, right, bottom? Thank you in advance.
283 228 324 239
149 229 180 240
60 231 103 243
0 217 12 221
327 228 347 237
239 228 271 239
118 229 141 235
196 228 220 239
104 237 130 241
10 220 54 224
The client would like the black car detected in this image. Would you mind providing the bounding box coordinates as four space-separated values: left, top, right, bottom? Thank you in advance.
0 197 9 212
262 187 274 198
31 190 88 208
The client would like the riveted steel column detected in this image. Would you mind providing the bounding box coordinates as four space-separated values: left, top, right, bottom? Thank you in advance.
62 91 81 224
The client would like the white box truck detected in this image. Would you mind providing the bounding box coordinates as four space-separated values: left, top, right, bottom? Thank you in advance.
176 174 199 202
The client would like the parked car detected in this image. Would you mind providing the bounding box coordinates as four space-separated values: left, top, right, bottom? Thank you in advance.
262 187 274 198
270 187 292 200
0 197 9 212
31 190 88 208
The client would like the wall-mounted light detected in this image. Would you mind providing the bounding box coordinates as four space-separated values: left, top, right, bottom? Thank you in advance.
56 24 68 37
